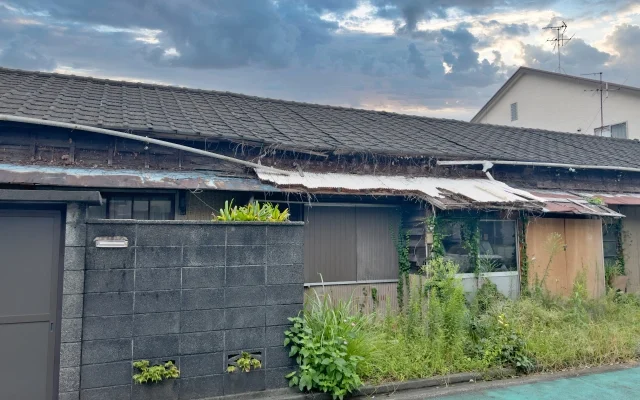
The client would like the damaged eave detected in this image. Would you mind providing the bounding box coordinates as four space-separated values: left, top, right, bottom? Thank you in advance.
578 191 640 206
527 190 624 217
0 163 280 192
254 169 545 211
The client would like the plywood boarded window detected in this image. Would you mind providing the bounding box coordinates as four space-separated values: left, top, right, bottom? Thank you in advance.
304 206 400 283
525 217 605 297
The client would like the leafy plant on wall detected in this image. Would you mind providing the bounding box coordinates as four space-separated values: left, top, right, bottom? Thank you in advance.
226 351 262 373
216 200 290 222
132 360 180 384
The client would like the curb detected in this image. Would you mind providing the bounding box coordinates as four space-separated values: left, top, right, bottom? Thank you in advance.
201 361 638 400
355 368 516 397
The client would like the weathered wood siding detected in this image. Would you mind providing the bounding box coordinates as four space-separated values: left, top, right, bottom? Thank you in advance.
526 217 605 297
305 282 399 314
620 206 640 293
0 124 250 175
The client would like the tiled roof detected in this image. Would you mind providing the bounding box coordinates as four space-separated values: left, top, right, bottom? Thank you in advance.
1 67 640 168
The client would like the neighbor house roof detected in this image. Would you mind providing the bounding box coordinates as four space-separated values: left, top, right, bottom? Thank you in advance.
471 66 640 123
2 67 640 169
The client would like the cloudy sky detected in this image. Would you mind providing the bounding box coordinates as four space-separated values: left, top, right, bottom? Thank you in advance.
1 1 639 120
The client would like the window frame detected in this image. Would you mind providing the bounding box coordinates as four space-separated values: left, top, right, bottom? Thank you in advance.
602 221 621 266
510 102 518 122
301 203 402 286
595 122 627 139
440 218 519 274
89 192 176 220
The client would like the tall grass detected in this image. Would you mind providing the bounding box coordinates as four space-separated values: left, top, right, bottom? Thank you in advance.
505 290 640 370
303 288 384 374
296 265 640 388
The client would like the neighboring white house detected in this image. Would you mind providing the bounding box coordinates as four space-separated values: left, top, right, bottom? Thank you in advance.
472 67 640 140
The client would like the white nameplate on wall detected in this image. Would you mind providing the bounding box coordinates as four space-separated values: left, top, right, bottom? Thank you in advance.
94 236 129 248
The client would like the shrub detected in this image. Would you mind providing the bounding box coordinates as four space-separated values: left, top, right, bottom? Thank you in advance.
132 360 180 384
215 200 290 222
471 313 535 374
284 290 380 399
470 279 505 316
605 260 624 288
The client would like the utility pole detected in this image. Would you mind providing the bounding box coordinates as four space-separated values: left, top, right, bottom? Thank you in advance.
544 21 573 73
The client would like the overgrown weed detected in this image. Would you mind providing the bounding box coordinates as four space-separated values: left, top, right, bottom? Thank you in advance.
289 261 640 391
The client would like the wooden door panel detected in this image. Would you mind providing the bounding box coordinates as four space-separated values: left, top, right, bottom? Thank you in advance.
526 218 568 295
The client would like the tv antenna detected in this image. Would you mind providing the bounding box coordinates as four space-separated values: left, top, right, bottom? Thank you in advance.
544 21 574 73
582 72 621 135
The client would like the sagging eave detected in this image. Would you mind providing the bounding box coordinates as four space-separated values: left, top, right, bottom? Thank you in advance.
0 163 280 192
254 168 545 211
255 184 544 210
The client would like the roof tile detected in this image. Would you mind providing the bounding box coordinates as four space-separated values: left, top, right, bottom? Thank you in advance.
1 67 639 168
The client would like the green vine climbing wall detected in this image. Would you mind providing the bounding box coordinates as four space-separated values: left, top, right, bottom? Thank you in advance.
519 212 530 292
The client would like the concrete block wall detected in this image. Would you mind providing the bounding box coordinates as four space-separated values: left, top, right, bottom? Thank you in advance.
60 203 88 400
78 220 304 400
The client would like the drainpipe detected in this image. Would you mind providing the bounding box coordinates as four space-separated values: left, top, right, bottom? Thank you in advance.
481 161 495 181
0 114 288 175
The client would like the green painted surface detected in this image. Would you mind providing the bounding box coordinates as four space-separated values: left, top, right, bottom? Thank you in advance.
443 367 640 400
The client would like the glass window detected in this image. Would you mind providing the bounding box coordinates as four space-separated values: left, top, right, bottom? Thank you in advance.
603 223 619 266
109 196 132 219
150 197 173 220
595 122 627 139
440 221 473 273
478 220 517 272
611 122 627 139
440 219 517 273
87 193 174 220
133 197 150 220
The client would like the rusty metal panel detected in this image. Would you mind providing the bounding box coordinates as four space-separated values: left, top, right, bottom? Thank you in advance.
579 192 640 205
355 207 400 281
529 190 623 217
304 206 357 283
0 163 278 191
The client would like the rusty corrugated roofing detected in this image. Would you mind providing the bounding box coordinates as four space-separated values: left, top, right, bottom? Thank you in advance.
528 190 623 217
256 169 543 210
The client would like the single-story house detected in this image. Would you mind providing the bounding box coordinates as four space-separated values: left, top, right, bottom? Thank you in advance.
2 67 640 399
